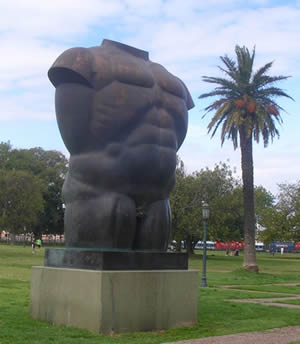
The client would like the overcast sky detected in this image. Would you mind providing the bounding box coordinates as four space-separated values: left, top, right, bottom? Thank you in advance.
0 0 299 195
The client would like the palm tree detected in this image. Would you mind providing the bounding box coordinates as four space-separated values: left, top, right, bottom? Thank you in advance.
199 45 293 272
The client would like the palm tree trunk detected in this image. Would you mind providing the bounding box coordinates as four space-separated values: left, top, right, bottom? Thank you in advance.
239 127 258 272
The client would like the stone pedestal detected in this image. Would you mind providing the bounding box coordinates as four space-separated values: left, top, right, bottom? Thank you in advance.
30 267 198 334
44 248 188 270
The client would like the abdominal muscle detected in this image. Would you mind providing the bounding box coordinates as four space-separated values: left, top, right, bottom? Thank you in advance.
65 122 178 202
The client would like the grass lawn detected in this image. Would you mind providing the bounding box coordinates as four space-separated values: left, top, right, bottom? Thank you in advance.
1 245 300 343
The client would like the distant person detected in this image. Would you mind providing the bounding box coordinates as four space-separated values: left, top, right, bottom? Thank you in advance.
271 246 275 256
31 240 36 254
226 248 230 256
36 239 42 249
281 247 284 255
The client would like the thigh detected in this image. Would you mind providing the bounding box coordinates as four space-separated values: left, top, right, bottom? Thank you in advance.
133 199 171 251
64 192 136 249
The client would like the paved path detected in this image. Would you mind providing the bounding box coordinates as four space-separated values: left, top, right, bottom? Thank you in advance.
166 283 300 344
165 326 300 344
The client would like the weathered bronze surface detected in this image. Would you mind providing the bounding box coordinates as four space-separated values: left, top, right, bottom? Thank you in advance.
49 39 194 251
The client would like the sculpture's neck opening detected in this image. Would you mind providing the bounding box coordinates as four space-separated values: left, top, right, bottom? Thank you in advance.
102 39 149 60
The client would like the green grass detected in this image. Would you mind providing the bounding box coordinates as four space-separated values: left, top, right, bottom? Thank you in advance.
1 245 300 343
190 251 300 286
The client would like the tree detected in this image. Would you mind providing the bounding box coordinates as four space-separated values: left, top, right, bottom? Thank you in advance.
0 169 44 241
254 185 275 233
258 207 293 244
209 186 244 242
277 181 300 222
257 182 300 244
170 159 241 254
0 141 13 169
0 143 68 236
27 148 68 236
170 157 202 254
199 45 293 272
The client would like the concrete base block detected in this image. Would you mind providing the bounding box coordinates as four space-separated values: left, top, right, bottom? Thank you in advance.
30 267 198 334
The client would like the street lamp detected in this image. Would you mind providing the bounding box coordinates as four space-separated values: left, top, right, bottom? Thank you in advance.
200 201 210 288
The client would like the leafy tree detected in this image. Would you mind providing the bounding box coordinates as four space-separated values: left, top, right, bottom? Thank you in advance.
0 141 13 169
254 185 275 234
199 45 293 272
210 185 274 243
209 186 244 242
170 158 202 254
0 143 68 236
0 169 44 241
259 181 300 243
258 207 293 243
27 148 68 236
255 186 274 213
277 181 300 222
170 160 242 254
193 163 243 243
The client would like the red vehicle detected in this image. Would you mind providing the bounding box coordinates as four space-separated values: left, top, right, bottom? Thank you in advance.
216 241 245 250
295 242 300 251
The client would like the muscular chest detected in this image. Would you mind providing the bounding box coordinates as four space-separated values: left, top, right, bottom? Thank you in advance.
88 53 189 146
91 54 188 112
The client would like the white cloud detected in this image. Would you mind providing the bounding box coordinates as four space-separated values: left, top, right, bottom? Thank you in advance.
0 0 299 193
0 0 123 38
0 87 55 120
17 77 49 89
185 124 207 143
1 1 299 94
123 0 162 16
122 4 300 96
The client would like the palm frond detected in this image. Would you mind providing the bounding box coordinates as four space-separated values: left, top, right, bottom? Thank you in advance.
262 127 269 147
272 112 283 124
254 126 260 144
220 55 237 74
209 115 226 138
252 105 267 143
261 115 280 147
221 116 240 149
199 77 240 99
198 90 233 100
207 102 231 132
254 75 291 89
251 61 273 85
228 126 239 149
201 76 237 89
202 98 228 115
258 87 294 101
223 111 240 139
218 55 238 80
235 45 255 83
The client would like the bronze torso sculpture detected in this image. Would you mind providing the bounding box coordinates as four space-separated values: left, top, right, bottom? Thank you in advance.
49 39 194 251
